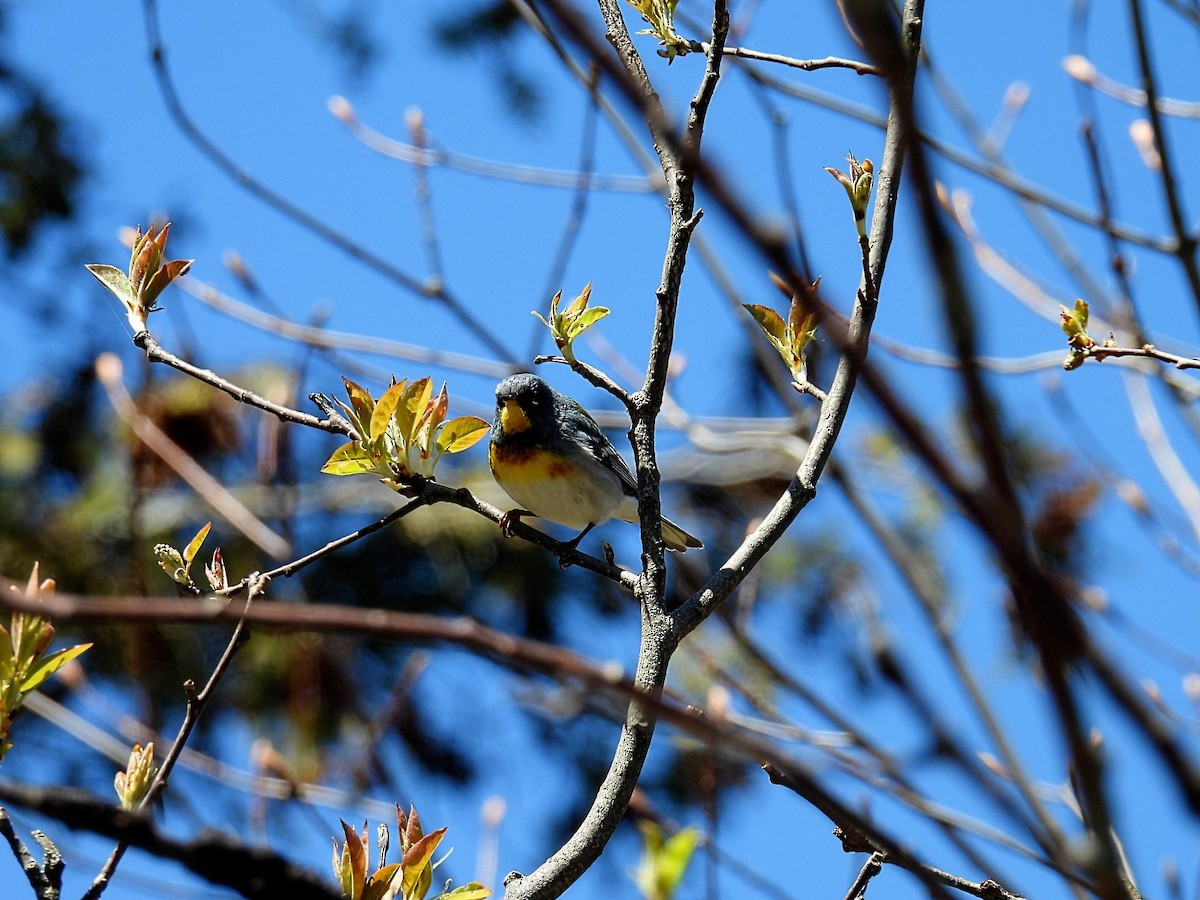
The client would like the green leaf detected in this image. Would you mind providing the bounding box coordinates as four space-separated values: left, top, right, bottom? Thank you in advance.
362 864 404 900
182 522 212 566
563 282 592 318
743 304 786 343
570 305 610 335
322 442 378 476
414 384 450 464
655 828 699 896
141 258 194 306
341 820 368 900
372 381 407 442
397 378 433 447
85 264 134 306
1073 298 1089 331
155 544 188 584
334 841 354 899
401 805 424 847
430 383 449 427
20 642 92 692
436 417 489 454
342 377 376 435
401 828 447 896
332 396 361 434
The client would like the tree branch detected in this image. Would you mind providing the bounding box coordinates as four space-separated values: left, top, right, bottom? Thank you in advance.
82 577 267 899
0 808 62 900
673 0 922 635
0 782 341 900
140 0 515 364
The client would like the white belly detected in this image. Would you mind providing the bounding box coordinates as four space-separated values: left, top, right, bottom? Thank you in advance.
495 464 625 530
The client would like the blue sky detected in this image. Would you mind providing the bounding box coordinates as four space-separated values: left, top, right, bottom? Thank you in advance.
3 1 1200 899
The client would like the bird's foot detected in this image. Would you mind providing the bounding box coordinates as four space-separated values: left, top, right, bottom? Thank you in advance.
498 509 534 537
555 523 596 569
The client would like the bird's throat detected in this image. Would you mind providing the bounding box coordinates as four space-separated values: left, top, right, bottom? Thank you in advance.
499 399 532 434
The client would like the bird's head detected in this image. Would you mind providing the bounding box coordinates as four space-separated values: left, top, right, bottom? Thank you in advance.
493 373 557 436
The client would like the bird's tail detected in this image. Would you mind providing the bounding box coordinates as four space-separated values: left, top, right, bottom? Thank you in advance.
660 515 703 552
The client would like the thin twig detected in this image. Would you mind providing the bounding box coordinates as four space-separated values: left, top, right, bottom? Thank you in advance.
1126 0 1200 319
97 349 292 560
831 463 1073 867
675 0 922 635
129 328 637 585
0 808 62 900
845 3 1176 895
499 2 731 897
744 68 1172 253
329 96 657 193
134 331 352 435
82 576 266 899
1082 342 1200 370
529 64 604 363
718 45 879 76
922 46 1109 306
842 851 885 900
0 582 1037 900
140 0 515 364
242 499 427 586
22 689 401 822
0 782 342 900
1124 372 1200 546
1064 53 1200 117
180 279 514 379
711 620 1048 884
533 355 634 411
408 110 446 284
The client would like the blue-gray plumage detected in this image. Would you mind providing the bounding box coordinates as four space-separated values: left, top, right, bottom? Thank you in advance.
489 373 702 551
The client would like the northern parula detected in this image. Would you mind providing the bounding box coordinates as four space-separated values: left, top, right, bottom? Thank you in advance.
489 373 703 552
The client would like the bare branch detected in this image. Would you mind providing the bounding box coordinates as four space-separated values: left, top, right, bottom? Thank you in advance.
1126 0 1200 320
133 331 351 435
82 577 267 899
720 46 879 76
842 851 885 900
0 808 62 900
180 278 514 379
96 350 292 560
675 0 923 634
328 94 657 193
139 0 516 364
745 68 1173 253
0 782 341 900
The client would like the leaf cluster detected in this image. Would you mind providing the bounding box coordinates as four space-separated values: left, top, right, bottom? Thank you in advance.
0 566 91 763
113 742 158 811
625 0 691 61
743 274 820 385
332 804 490 900
85 223 193 333
322 377 489 494
825 152 874 237
532 282 610 365
155 521 227 592
1060 298 1099 370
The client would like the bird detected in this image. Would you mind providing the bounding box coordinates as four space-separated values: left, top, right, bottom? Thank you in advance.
488 373 703 552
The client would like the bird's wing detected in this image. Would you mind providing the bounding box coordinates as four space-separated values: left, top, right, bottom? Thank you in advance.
565 400 639 496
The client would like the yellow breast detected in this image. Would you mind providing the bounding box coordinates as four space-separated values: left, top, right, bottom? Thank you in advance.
489 442 621 530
